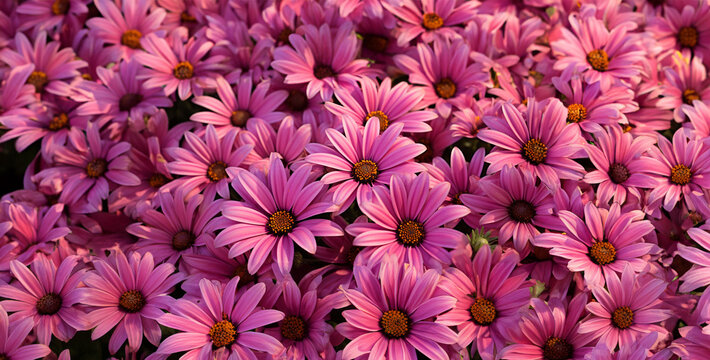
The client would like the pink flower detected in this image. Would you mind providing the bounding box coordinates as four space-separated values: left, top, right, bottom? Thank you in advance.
0 304 50 359
382 0 478 46
647 3 710 67
656 55 710 122
552 76 632 134
677 223 710 292
0 203 69 264
15 0 88 35
238 116 311 171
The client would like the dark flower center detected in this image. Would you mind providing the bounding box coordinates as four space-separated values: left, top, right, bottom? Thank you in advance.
119 93 144 111
396 219 425 247
611 306 634 329
86 159 108 178
380 310 411 339
678 26 699 48
278 28 294 45
435 78 456 99
452 192 463 205
149 173 169 188
683 89 701 105
172 230 195 251
230 110 251 127
121 29 142 49
648 0 664 6
589 241 616 265
587 49 609 71
207 161 228 182
365 110 389 132
415 139 434 163
51 0 70 15
346 246 362 264
267 210 296 235
209 317 236 348
670 164 692 185
36 293 63 315
351 160 379 184
362 34 389 53
422 12 444 30
532 246 552 260
470 298 497 326
608 163 630 184
566 103 587 123
119 290 146 313
27 71 49 93
543 337 573 360
180 11 196 23
173 61 194 80
232 263 254 284
48 113 69 131
522 138 548 164
508 200 536 223
280 315 308 341
285 90 308 112
313 65 335 79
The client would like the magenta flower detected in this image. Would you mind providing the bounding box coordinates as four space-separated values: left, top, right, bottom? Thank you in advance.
0 63 36 121
1 203 69 264
677 223 710 292
382 0 478 46
438 245 532 360
477 98 586 190
214 156 342 275
0 256 86 344
81 249 184 354
533 202 656 287
578 266 670 350
337 257 457 360
15 0 88 35
346 172 470 270
152 277 284 359
0 304 50 359
657 55 710 122
552 76 631 134
238 116 311 171
647 3 710 67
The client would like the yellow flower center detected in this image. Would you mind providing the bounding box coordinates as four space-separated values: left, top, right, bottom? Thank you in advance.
209 317 236 348
522 138 548 165
207 161 228 182
678 26 699 48
587 49 609 72
365 110 389 132
180 11 196 23
280 315 307 341
351 160 379 184
422 13 444 30
396 219 425 247
267 210 296 235
566 103 587 123
611 306 634 329
470 298 497 326
121 29 142 49
27 71 49 93
51 0 70 15
118 290 146 313
589 241 616 265
435 78 456 99
48 113 69 131
380 310 411 339
173 61 194 80
86 159 108 178
670 164 692 185
683 89 700 105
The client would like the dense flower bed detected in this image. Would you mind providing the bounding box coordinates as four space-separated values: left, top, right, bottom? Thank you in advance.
0 0 709 359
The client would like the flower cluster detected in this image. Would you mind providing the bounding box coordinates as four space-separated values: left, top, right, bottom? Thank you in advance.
1 0 710 359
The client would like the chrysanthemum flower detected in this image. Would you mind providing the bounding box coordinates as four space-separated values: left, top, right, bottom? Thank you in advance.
305 117 426 211
152 277 285 359
533 202 656 287
0 256 86 344
1 203 69 264
337 257 458 360
657 55 710 122
81 249 184 354
677 223 710 292
647 3 710 66
382 0 478 46
214 156 342 275
0 304 50 359
552 76 630 134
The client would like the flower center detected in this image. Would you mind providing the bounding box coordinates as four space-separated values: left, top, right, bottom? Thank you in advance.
422 12 444 30
611 306 634 329
36 293 63 315
508 200 536 223
380 310 411 339
267 210 296 236
285 90 308 112
51 0 70 15
172 230 195 251
230 110 251 127
280 315 308 341
608 163 630 184
587 49 609 72
121 29 142 49
365 111 389 131
362 34 389 53
48 113 69 131
27 71 49 93
543 337 573 360
207 161 228 182
452 192 463 205
149 173 168 188
119 93 143 111
566 103 587 123
522 138 548 164
173 61 194 80
351 160 379 184
396 219 425 247
313 65 335 79
589 241 616 265
118 290 146 313
180 11 196 23
678 26 699 48
670 164 692 185
277 27 294 45
435 78 456 99
86 159 108 178
209 317 236 348
470 298 497 326
346 246 362 264
232 263 255 284
683 89 701 105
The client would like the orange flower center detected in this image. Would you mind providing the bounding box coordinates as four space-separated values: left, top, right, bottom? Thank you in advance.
587 49 609 72
365 110 389 132
567 103 587 123
670 164 692 185
49 113 69 131
683 89 700 105
51 0 70 15
522 138 548 164
119 290 146 313
589 241 616 265
121 29 142 49
422 13 444 30
173 61 194 80
380 310 410 339
435 78 456 99
27 71 49 93
351 160 379 184
230 110 251 127
86 159 108 178
268 210 296 235
611 306 634 329
678 26 699 48
209 317 236 348
207 161 228 182
470 298 497 325
396 219 425 247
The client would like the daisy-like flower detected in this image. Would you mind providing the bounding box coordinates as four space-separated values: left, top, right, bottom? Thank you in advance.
382 0 478 46
238 116 311 171
127 190 223 264
551 10 644 90
499 293 595 360
190 75 287 137
34 122 140 213
578 266 670 350
337 257 458 360
15 0 88 35
2 203 69 264
647 3 710 66
346 172 470 270
657 55 710 122
152 277 285 359
438 245 532 360
305 117 426 211
552 76 630 134
165 125 252 199
533 202 656 287
449 98 488 139
0 304 50 360
271 23 380 101
677 223 710 292
214 155 343 275
325 77 436 133
81 249 184 354
0 64 36 121
461 165 559 253
87 0 166 62
476 98 586 190
134 32 225 100
0 256 86 344
584 125 657 205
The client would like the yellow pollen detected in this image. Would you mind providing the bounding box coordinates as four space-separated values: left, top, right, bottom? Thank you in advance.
587 49 609 71
86 159 107 178
230 110 251 127
121 29 142 49
522 138 548 164
683 89 700 105
422 13 444 30
567 103 587 123
207 161 228 182
180 11 196 23
365 111 389 132
267 210 295 235
118 290 145 313
589 241 616 265
380 310 410 339
611 306 634 329
678 26 699 48
48 113 69 131
351 160 379 184
396 219 425 247
173 61 194 80
470 298 497 326
27 71 49 93
670 164 692 185
280 315 307 341
435 78 456 99
209 316 236 348
51 0 70 15
543 337 574 360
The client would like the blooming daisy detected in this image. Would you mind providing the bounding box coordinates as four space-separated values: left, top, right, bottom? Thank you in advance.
647 3 710 66
15 0 88 36
2 203 69 264
0 304 50 359
238 116 311 171
656 55 710 122
552 76 631 134
382 0 478 46
677 223 710 292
